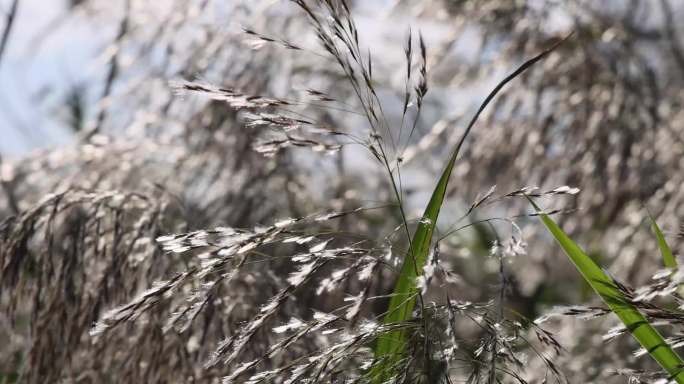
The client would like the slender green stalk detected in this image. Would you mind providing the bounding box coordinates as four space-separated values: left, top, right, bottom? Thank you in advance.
369 37 569 382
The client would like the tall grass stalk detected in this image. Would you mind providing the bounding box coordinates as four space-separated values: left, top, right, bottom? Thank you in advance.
370 37 569 381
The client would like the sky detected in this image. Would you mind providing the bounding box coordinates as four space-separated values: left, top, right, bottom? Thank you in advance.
0 0 441 157
0 0 581 158
0 0 111 156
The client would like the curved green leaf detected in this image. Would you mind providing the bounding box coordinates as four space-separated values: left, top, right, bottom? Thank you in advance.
530 199 684 383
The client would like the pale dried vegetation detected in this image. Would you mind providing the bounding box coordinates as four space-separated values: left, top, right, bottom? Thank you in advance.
2 0 684 383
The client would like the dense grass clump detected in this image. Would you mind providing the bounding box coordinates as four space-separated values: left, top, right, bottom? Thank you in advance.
3 1 684 383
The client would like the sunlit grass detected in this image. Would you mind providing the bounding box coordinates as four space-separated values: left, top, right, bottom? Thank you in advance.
531 198 684 383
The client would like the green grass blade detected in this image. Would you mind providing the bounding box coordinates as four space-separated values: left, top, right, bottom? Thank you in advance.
650 215 676 268
369 38 569 382
530 199 684 382
371 146 458 376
